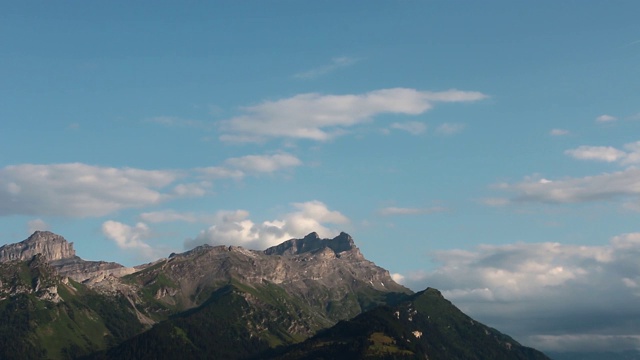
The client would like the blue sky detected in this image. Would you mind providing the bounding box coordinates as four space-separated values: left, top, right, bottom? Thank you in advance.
2 0 640 353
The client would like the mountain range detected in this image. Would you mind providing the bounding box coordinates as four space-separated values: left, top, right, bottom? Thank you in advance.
0 231 550 359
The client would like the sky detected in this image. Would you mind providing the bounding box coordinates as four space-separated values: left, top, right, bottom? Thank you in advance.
1 0 640 354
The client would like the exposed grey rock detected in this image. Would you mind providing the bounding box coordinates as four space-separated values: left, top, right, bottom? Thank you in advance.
0 231 134 284
140 232 410 320
0 231 75 262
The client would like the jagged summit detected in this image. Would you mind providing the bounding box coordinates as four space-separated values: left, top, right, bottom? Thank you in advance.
264 231 359 257
0 230 76 262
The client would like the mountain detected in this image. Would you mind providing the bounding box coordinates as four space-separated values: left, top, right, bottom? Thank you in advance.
0 231 550 359
0 231 136 284
0 253 145 359
264 288 550 360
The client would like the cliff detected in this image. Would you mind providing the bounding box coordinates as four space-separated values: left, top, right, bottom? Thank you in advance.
0 231 75 262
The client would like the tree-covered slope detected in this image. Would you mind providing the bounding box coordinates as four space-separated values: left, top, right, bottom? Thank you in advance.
264 288 551 360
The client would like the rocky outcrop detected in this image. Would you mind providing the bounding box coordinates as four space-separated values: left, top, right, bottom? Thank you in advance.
0 231 75 262
264 232 361 258
0 231 134 284
0 254 63 303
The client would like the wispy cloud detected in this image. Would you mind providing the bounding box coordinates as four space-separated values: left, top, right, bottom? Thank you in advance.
378 206 447 216
224 152 302 174
219 88 487 142
436 123 466 135
497 168 640 205
293 56 359 79
390 121 427 135
596 114 617 123
549 128 569 136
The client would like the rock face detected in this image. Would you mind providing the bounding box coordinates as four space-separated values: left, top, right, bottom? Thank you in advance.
264 232 362 258
0 231 134 283
146 232 409 315
0 231 76 262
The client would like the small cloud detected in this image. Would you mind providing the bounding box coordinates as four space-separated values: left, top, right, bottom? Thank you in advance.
378 206 447 216
27 219 49 234
436 123 466 135
391 273 405 284
102 220 160 260
294 56 359 80
224 153 302 174
480 198 510 207
596 114 617 123
550 128 569 136
390 121 427 135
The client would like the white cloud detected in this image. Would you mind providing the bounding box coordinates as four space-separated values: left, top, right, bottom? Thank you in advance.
378 206 447 216
184 201 349 250
565 146 626 162
219 88 487 142
27 219 49 234
294 56 359 79
549 128 569 136
224 153 302 173
0 163 184 217
596 114 617 123
497 168 640 205
436 122 466 135
402 233 640 352
390 121 427 135
391 273 405 284
102 220 158 260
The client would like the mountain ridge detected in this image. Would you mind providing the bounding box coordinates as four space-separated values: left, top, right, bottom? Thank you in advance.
0 231 551 359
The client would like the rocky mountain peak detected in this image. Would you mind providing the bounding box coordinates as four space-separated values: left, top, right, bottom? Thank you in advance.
0 231 76 262
263 232 360 257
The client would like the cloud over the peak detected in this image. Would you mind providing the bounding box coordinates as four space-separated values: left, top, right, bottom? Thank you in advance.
399 233 640 352
101 220 165 261
184 201 349 250
219 88 487 142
